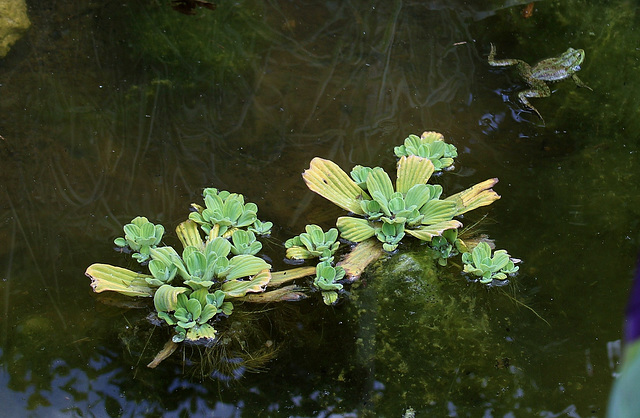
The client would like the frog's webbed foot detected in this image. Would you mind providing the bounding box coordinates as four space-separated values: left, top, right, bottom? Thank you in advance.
572 74 593 91
489 43 497 61
520 98 545 124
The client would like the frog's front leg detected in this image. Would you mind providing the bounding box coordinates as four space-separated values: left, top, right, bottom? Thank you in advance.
517 79 551 122
571 74 593 91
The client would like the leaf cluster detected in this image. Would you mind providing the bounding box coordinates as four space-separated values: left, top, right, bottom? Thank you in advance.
189 188 273 237
154 285 233 343
114 216 165 263
393 131 458 171
285 224 340 262
462 242 520 285
90 190 277 344
314 261 346 305
302 132 501 259
284 225 345 305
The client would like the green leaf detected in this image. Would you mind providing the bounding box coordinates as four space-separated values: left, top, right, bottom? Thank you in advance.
207 289 226 307
157 311 176 326
189 288 209 307
230 230 262 255
185 298 202 319
172 329 186 343
185 250 207 278
148 259 176 283
314 262 345 293
140 222 155 241
366 167 394 201
350 165 373 189
404 184 431 210
199 304 218 323
224 255 270 280
206 237 232 258
123 224 140 241
249 219 273 235
153 284 190 312
321 291 339 305
336 217 376 242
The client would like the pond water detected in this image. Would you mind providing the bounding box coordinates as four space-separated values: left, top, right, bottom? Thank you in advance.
1 0 639 416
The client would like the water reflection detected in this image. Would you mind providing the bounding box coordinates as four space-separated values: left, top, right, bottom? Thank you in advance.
1 0 639 415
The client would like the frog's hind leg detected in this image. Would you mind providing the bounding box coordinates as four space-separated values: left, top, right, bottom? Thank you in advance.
488 44 528 68
518 83 551 123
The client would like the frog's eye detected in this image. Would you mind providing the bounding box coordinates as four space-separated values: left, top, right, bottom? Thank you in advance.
573 64 581 71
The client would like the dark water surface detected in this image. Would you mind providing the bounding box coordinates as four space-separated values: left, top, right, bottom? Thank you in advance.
2 0 639 416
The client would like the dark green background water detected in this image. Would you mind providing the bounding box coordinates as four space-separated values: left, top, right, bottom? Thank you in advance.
2 0 639 416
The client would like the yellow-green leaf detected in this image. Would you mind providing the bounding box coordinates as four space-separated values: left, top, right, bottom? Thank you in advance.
420 199 458 225
176 220 204 250
241 285 308 302
445 178 501 215
222 269 271 298
396 155 435 194
336 239 384 282
225 255 270 280
85 264 155 297
186 323 217 341
405 220 463 241
302 157 368 215
269 266 316 288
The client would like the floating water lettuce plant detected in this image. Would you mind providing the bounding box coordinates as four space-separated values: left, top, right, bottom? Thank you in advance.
462 241 520 285
302 135 500 252
86 191 307 351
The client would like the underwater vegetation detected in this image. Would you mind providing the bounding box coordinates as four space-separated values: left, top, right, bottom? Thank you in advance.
86 131 519 377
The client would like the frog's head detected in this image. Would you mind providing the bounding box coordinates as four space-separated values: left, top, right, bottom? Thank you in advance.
561 48 586 73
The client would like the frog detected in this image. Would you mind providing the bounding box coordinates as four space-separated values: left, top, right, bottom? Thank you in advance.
487 43 592 123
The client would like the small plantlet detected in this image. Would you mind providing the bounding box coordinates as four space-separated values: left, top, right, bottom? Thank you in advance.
393 131 458 171
313 261 346 305
114 216 165 263
155 286 232 343
189 188 272 237
285 224 340 263
462 241 520 285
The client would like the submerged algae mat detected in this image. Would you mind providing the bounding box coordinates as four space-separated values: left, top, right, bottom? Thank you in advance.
347 248 530 415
